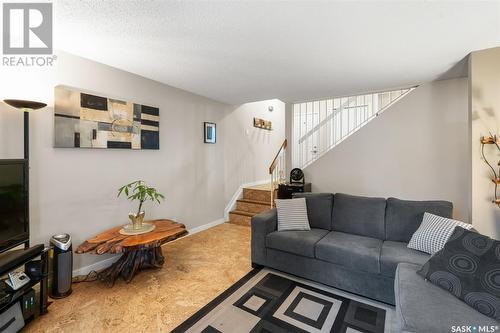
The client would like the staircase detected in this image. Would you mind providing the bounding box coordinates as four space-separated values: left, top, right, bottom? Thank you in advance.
292 87 416 168
228 139 287 226
228 88 416 225
228 184 273 225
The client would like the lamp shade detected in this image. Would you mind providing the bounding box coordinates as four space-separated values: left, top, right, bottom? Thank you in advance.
3 99 47 111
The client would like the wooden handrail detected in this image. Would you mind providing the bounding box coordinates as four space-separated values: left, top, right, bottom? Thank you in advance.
269 139 287 174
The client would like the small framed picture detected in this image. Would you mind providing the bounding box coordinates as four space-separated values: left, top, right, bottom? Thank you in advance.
204 122 216 144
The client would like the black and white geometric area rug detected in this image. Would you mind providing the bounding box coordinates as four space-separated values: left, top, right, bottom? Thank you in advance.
172 268 392 333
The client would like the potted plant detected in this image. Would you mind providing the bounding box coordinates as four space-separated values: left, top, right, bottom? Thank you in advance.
118 180 165 230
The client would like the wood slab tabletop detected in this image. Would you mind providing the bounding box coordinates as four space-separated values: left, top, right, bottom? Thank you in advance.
76 219 188 255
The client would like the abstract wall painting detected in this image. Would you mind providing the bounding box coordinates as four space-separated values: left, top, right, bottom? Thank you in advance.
54 86 159 149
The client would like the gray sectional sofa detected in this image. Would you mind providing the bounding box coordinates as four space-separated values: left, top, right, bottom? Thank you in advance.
395 263 498 332
251 193 498 332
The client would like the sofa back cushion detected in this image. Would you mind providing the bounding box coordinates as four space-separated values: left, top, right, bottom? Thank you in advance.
332 193 386 239
293 193 334 230
385 197 453 242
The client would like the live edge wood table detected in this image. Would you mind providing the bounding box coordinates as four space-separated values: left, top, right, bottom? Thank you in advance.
76 219 187 286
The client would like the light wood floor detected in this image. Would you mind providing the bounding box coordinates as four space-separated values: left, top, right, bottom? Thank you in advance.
25 223 251 333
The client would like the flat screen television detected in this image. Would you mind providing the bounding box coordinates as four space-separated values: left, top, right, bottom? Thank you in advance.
0 159 29 253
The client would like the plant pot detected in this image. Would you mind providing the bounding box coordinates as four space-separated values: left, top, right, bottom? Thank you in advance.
128 211 145 230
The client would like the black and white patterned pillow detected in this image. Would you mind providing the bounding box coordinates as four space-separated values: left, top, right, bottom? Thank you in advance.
417 227 500 320
275 198 310 231
408 212 473 254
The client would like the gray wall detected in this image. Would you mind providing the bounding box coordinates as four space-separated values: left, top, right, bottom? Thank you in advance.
0 51 232 271
470 47 500 239
301 78 470 220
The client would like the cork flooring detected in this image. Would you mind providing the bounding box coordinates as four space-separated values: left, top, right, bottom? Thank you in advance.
25 223 252 333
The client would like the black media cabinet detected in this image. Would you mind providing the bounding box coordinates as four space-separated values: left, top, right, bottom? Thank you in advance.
0 244 49 324
277 182 312 199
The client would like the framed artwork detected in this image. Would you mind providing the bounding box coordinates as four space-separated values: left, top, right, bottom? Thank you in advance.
204 122 216 144
54 86 160 149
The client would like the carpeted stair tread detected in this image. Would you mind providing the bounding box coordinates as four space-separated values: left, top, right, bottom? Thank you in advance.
229 210 255 217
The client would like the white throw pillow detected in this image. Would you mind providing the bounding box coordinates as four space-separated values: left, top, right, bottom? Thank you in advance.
407 212 474 254
275 198 311 231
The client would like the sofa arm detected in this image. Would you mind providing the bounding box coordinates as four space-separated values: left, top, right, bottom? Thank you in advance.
251 208 277 266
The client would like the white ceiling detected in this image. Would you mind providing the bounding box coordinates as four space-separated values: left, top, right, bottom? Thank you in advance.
55 1 500 104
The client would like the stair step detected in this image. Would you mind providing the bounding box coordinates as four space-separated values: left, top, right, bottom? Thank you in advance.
230 210 254 217
243 188 272 202
229 210 254 226
236 199 271 214
238 198 270 205
246 183 273 191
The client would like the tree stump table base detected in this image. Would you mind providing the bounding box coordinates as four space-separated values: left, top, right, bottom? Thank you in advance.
76 220 187 286
98 246 165 287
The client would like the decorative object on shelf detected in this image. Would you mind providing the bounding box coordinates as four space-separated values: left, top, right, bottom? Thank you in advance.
253 117 272 130
204 122 216 143
76 219 187 286
54 86 159 149
480 134 500 206
117 180 165 234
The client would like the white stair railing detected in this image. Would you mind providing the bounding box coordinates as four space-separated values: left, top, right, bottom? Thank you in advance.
292 87 415 168
269 139 287 206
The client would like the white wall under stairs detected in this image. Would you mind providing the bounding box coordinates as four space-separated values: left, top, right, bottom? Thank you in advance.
301 78 470 220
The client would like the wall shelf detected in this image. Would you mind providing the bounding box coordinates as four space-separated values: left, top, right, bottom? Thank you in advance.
253 117 272 131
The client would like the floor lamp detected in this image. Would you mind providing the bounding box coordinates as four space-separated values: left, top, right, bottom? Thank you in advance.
2 99 47 248
2 99 49 315
3 99 47 160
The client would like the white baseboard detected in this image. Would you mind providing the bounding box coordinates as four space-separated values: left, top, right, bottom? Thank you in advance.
72 217 226 277
73 255 120 277
224 179 269 220
187 218 225 235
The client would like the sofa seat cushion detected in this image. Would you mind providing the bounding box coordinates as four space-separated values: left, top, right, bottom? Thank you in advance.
380 241 430 278
315 231 383 274
266 228 329 258
395 263 498 333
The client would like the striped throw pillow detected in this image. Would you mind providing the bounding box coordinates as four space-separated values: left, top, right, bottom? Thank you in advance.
407 212 473 254
275 198 311 231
